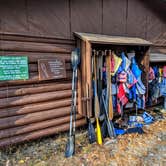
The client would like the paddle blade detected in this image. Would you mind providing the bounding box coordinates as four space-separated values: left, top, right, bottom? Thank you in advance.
94 85 100 118
65 136 74 158
88 120 96 144
106 120 116 138
96 118 102 145
101 120 108 139
109 120 116 138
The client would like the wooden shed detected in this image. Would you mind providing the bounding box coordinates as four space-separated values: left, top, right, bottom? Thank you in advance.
74 32 152 117
0 0 165 146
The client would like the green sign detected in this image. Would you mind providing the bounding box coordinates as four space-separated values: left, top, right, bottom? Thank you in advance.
0 56 29 81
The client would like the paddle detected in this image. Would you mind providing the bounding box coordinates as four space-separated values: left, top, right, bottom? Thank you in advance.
102 94 116 138
93 50 102 145
99 50 109 138
86 83 96 144
106 50 116 138
65 49 80 158
106 50 114 120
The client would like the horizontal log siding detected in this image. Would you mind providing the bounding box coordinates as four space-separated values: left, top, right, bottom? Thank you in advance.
0 34 85 147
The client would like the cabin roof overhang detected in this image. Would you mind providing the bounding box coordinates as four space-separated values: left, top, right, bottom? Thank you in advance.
74 32 153 46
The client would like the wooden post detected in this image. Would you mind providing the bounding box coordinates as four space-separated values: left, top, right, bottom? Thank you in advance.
80 41 87 116
141 47 150 100
76 39 82 115
85 41 92 117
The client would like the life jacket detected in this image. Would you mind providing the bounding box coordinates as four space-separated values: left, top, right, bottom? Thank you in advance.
159 68 163 77
149 67 155 81
131 57 142 80
152 66 159 78
129 84 136 102
117 52 130 73
112 95 117 110
102 66 107 86
126 69 137 88
160 78 166 96
136 95 145 109
117 83 128 105
111 83 117 95
136 76 146 95
118 71 127 83
111 52 122 76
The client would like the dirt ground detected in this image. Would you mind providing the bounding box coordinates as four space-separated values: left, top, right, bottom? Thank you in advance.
0 108 166 166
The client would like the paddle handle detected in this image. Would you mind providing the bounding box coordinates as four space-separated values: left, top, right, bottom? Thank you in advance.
93 52 100 118
96 118 102 145
93 50 102 145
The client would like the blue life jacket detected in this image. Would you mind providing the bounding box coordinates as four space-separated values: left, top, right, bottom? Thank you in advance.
131 57 142 79
160 78 166 96
129 84 136 101
117 52 126 73
153 66 159 78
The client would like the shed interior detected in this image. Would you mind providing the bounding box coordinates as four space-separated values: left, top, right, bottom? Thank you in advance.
74 32 152 119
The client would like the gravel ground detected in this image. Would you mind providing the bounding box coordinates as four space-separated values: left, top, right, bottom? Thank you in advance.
0 109 165 166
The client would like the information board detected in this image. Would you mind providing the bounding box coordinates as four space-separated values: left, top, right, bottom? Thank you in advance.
0 56 29 81
38 58 66 80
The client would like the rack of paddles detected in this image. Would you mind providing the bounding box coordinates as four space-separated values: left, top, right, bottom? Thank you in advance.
65 32 153 157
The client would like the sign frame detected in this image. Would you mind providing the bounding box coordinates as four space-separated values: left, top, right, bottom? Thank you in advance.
38 58 67 81
0 56 29 81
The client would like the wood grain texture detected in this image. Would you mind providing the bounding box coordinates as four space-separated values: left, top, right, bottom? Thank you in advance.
0 106 74 129
0 98 72 118
106 50 113 120
126 0 147 38
103 0 127 36
0 89 72 109
0 40 71 53
0 118 86 147
71 0 102 35
85 41 92 117
0 71 72 87
0 83 72 99
74 32 152 46
0 114 82 139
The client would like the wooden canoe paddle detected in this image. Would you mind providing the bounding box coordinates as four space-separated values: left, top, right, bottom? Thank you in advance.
106 50 114 120
93 50 102 145
86 83 96 144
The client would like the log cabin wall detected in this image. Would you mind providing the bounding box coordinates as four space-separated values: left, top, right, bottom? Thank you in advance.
0 0 165 146
0 33 87 147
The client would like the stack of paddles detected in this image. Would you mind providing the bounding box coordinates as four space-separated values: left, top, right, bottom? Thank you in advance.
89 49 147 144
90 50 116 145
65 48 147 157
